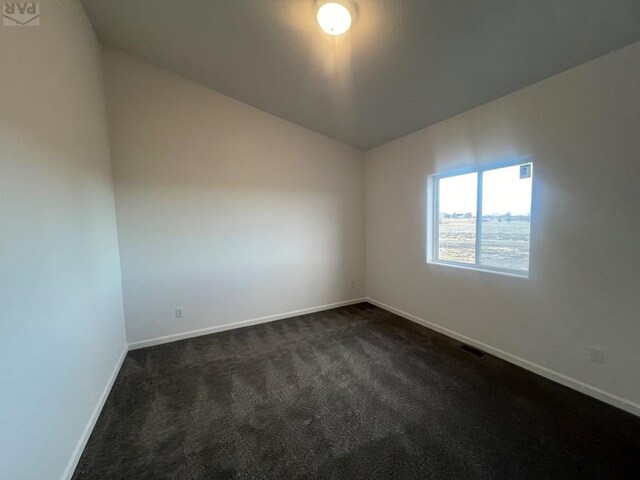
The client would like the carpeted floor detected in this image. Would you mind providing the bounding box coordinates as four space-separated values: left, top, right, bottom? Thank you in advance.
73 303 640 479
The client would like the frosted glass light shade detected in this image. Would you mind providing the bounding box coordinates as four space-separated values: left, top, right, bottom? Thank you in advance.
317 3 352 36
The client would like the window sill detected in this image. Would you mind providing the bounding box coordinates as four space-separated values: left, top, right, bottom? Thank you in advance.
427 259 529 279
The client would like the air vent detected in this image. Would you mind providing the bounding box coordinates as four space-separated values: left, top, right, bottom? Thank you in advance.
461 344 485 357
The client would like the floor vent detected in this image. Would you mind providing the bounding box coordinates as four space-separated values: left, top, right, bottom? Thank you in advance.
461 344 485 357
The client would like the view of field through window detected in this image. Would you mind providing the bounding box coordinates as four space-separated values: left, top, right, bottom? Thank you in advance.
436 164 532 272
437 172 477 264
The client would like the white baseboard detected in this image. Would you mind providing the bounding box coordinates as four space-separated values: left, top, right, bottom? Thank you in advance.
128 298 368 350
61 346 127 480
366 297 640 418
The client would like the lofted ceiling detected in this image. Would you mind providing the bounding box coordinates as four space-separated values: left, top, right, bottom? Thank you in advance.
81 0 640 150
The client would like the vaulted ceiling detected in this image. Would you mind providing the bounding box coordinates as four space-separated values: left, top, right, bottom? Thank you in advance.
81 0 640 149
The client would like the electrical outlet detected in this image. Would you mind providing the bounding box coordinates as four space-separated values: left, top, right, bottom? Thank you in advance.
175 307 184 318
350 281 356 289
586 346 604 364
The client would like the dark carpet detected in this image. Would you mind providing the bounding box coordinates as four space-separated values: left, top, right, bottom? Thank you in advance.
73 303 640 479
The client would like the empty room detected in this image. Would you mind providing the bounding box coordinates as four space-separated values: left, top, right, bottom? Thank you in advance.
2 0 640 478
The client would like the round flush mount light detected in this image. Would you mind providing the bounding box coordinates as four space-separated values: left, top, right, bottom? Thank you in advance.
317 3 352 36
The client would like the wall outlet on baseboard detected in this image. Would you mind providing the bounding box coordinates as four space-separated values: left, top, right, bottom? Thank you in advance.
175 307 184 318
350 281 356 289
586 346 604 364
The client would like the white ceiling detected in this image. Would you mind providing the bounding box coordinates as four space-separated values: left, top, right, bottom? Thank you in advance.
81 0 640 149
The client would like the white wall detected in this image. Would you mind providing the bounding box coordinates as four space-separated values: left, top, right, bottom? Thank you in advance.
365 42 640 413
102 48 365 345
0 1 127 479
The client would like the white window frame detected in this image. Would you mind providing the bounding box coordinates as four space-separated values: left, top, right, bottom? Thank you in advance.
427 157 533 278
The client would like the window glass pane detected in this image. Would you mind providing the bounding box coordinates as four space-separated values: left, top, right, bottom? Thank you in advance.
438 172 477 264
480 164 532 271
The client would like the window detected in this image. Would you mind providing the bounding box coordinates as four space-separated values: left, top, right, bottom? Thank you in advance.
428 159 533 277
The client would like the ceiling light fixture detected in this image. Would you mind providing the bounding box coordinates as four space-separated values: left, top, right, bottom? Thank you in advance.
317 3 352 36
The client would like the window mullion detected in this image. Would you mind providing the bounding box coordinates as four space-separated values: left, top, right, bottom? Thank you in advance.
475 171 483 266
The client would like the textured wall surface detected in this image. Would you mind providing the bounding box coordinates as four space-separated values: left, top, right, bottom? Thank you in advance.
365 42 640 412
103 48 365 345
0 1 126 478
